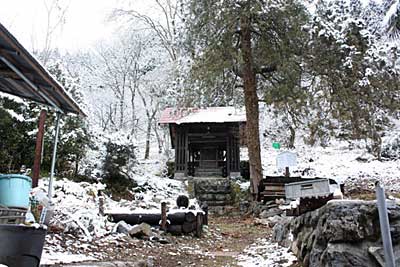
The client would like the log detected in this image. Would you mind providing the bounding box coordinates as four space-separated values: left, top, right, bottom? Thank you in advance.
167 224 182 235
185 212 196 223
167 212 187 224
110 213 161 225
108 212 196 225
110 212 192 226
182 222 196 233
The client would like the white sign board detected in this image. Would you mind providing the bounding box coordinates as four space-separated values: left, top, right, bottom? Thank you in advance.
276 151 297 169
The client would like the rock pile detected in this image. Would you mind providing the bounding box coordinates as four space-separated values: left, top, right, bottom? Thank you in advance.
113 221 171 245
273 200 400 267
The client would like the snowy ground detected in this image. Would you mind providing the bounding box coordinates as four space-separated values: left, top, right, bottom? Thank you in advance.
39 158 197 265
237 238 297 267
256 140 400 191
37 156 298 266
258 103 400 190
37 131 400 266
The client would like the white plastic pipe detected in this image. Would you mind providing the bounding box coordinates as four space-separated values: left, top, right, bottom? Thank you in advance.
376 181 396 267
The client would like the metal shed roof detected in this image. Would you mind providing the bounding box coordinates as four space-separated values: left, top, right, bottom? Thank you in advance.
159 107 246 124
0 22 85 116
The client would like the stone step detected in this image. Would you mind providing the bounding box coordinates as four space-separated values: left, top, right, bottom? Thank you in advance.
197 193 233 202
192 178 233 209
196 171 223 176
197 168 222 172
200 200 233 206
207 205 237 215
194 178 231 194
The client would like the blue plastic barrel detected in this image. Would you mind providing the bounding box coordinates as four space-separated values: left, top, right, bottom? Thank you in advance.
0 174 32 208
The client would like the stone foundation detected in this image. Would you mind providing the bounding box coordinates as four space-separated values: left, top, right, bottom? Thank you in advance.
193 178 233 211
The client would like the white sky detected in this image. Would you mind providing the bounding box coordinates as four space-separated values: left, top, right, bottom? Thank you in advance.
0 0 383 53
0 0 144 52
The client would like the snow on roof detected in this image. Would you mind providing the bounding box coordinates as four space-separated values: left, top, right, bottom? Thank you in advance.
159 107 246 124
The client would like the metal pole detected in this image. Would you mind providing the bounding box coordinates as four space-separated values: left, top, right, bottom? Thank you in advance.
48 113 62 200
376 181 396 267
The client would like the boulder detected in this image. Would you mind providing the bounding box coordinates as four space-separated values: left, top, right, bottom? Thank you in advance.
113 221 132 234
274 200 400 267
135 257 154 267
129 223 152 238
266 215 288 228
259 208 283 219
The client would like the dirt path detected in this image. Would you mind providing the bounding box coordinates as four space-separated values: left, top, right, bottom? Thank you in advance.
105 215 272 267
47 215 274 267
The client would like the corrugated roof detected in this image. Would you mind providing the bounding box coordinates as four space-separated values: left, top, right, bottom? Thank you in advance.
159 107 246 124
0 23 85 116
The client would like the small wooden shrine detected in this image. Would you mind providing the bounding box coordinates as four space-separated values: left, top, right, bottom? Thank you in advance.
159 107 246 179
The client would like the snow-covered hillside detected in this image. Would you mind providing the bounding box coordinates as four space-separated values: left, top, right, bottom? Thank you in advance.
257 104 400 195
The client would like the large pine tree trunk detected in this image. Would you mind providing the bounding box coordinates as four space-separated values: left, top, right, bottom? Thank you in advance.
240 14 263 198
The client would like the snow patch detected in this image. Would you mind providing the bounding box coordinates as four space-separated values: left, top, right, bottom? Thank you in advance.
237 238 297 267
41 251 97 265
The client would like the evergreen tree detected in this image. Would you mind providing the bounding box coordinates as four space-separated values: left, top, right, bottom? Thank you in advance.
304 0 400 158
183 0 309 195
42 62 91 177
0 98 37 172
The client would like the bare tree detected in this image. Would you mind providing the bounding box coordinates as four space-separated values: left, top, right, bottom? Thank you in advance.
93 33 148 131
111 0 179 63
138 84 163 159
31 0 68 65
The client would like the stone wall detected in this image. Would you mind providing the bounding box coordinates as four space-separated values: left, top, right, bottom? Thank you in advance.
193 178 233 209
273 200 400 267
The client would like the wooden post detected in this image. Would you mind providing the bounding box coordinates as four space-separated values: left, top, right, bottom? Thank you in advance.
184 126 188 176
226 134 231 177
161 202 167 231
285 167 290 177
201 204 208 225
195 213 203 238
32 110 47 188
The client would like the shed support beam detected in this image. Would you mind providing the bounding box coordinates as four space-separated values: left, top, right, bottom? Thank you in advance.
32 109 47 188
48 112 62 200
